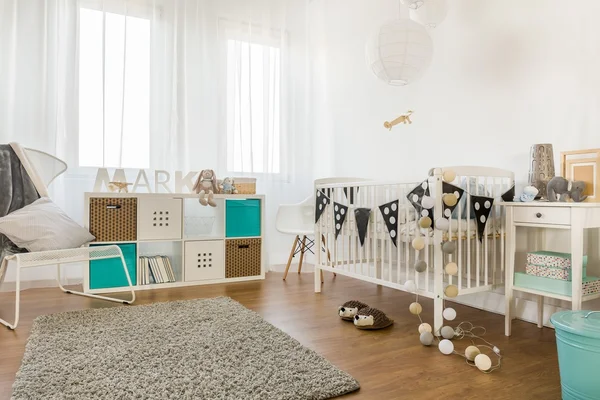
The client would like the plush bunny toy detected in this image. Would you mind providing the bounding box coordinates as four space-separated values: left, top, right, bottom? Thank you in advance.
193 169 218 207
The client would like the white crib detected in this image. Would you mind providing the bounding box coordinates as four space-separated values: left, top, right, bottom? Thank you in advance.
314 167 514 332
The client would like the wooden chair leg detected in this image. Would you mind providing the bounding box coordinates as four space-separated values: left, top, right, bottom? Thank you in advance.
298 235 307 274
283 236 299 280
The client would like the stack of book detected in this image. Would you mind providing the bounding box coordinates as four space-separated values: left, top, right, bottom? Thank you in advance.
137 255 176 285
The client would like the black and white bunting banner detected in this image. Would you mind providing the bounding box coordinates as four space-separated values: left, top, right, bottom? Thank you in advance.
406 180 430 211
501 185 515 202
333 202 348 239
315 189 330 223
343 187 359 205
379 200 399 247
442 182 465 219
470 195 494 242
354 207 371 246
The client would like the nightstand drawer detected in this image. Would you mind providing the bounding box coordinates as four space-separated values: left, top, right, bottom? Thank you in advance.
513 206 570 225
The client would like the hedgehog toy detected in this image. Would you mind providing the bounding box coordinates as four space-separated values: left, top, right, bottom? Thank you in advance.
338 300 369 321
353 307 394 330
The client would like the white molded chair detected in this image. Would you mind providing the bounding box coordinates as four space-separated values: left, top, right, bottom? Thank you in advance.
0 143 135 330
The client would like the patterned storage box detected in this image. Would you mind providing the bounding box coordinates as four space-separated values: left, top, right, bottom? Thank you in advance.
525 264 587 281
526 251 587 280
514 272 600 296
225 238 261 278
89 197 137 242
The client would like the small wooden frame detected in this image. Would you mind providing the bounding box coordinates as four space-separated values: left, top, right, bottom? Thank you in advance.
561 148 600 202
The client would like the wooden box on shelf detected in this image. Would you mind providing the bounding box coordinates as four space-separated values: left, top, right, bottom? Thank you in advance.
561 148 600 202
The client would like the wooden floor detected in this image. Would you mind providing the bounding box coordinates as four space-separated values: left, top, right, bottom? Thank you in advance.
0 272 561 400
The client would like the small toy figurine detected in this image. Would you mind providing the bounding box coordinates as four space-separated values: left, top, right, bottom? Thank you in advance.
514 186 538 202
219 177 238 194
383 110 413 130
192 169 218 207
108 181 132 193
547 176 587 202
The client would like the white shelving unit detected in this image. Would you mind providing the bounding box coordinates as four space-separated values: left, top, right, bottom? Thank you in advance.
83 192 265 294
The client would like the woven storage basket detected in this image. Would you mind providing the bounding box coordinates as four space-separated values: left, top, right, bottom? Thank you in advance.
234 178 256 194
225 238 261 278
89 197 137 242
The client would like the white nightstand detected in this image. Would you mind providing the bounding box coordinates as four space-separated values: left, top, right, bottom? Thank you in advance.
503 201 600 336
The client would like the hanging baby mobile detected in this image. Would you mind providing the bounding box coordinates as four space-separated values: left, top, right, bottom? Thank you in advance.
315 168 513 374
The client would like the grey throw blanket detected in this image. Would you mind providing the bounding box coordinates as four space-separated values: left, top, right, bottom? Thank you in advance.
0 145 40 256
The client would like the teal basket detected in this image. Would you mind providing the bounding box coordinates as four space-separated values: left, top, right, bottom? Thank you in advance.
551 310 600 400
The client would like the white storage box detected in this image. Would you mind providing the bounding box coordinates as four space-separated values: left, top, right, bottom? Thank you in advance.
137 197 183 240
184 240 224 282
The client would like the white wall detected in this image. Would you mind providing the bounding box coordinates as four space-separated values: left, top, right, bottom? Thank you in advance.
308 0 600 325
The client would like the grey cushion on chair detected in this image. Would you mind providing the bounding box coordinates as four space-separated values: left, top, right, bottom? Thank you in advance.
0 145 41 257
0 197 95 253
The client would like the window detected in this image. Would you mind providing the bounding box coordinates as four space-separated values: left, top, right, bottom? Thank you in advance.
78 7 150 168
226 39 282 174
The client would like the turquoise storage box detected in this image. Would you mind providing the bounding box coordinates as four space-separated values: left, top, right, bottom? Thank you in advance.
514 272 600 297
226 199 261 238
551 310 600 400
89 243 137 289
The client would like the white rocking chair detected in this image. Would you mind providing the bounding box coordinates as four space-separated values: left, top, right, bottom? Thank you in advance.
0 143 135 330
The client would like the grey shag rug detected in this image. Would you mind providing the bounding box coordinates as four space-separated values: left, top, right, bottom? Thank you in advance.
12 297 359 400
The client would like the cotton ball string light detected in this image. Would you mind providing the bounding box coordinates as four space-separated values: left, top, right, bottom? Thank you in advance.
421 195 435 209
419 216 432 229
400 0 424 9
410 0 448 29
420 331 434 346
365 19 433 86
443 307 457 321
441 326 455 339
443 193 457 207
418 322 432 334
445 262 458 276
474 354 493 372
404 280 417 293
414 259 427 273
442 168 456 183
438 339 454 355
465 346 481 361
442 241 456 254
412 237 425 251
409 302 423 315
445 284 459 298
435 218 449 231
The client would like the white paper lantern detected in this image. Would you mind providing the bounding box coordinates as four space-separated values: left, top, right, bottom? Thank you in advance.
475 354 492 371
443 307 457 321
404 280 417 293
365 19 433 86
400 0 424 9
438 339 454 355
410 0 448 29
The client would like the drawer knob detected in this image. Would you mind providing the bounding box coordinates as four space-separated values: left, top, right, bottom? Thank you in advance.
535 212 542 218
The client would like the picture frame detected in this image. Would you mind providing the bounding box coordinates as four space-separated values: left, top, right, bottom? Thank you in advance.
561 148 600 202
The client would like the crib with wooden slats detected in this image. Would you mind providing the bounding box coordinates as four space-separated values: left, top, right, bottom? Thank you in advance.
314 167 514 332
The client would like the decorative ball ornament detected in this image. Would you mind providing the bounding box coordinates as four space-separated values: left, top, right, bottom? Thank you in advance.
418 322 432 334
404 280 417 293
412 237 425 251
442 307 457 321
474 354 493 371
465 346 481 361
441 326 455 339
438 339 454 355
443 193 458 207
419 216 432 229
445 284 459 298
400 0 424 9
442 169 456 182
410 0 448 29
414 260 428 273
435 218 450 231
409 302 423 315
421 195 435 209
444 262 458 276
442 241 456 254
420 331 434 346
365 19 434 86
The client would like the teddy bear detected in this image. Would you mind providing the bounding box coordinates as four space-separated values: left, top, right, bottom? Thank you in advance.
219 177 238 195
192 169 218 207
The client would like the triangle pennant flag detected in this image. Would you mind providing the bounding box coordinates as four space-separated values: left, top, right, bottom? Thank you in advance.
343 187 359 205
501 185 515 202
442 182 465 219
470 195 494 242
315 189 330 223
333 202 349 239
406 180 430 211
379 200 399 247
354 207 371 246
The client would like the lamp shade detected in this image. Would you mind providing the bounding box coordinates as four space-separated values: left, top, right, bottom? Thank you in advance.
365 19 433 86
